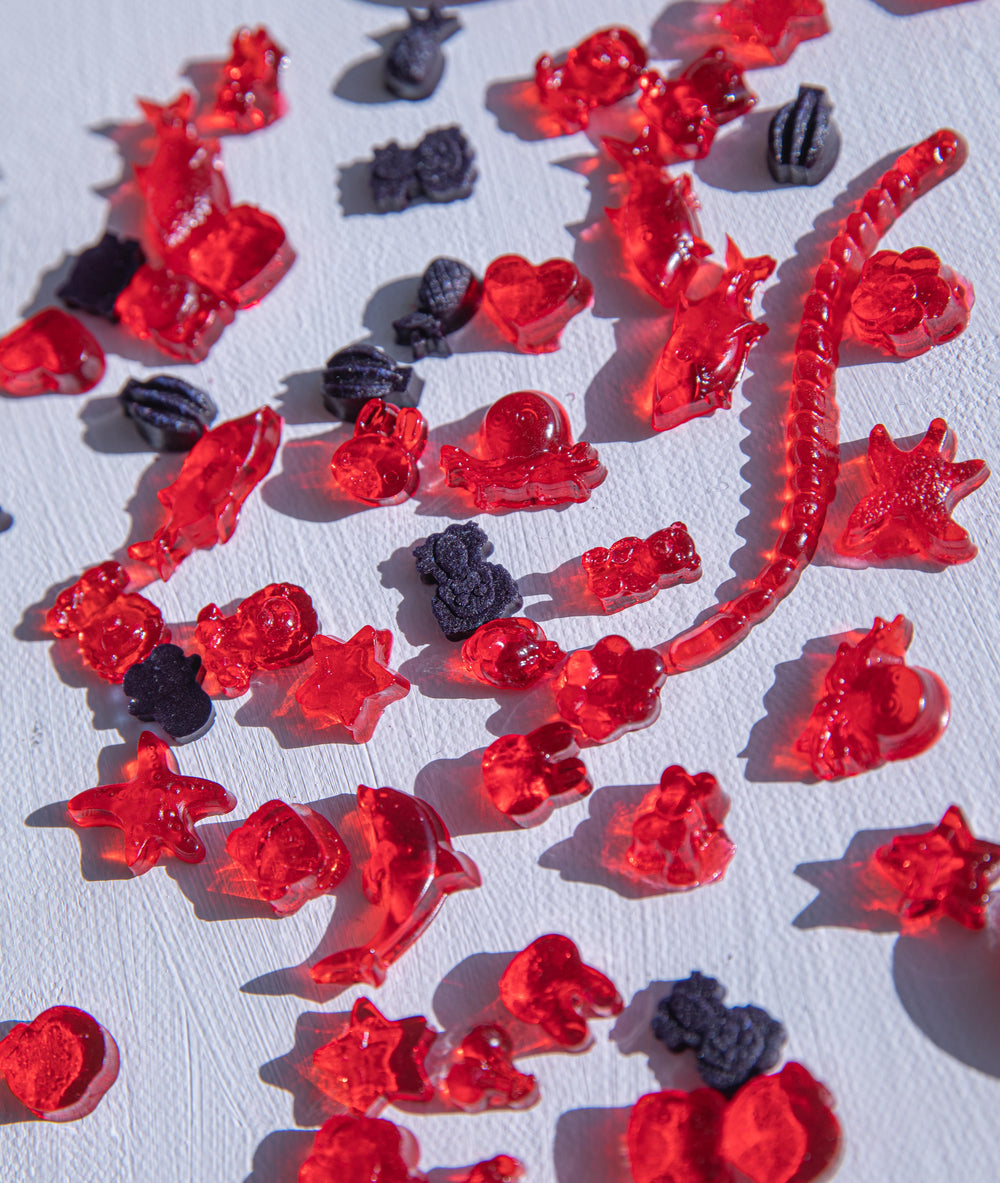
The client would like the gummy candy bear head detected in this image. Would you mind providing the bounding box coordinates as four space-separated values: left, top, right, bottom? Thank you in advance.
480 391 571 460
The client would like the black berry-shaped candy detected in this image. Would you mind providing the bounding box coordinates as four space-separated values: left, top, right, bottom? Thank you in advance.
413 522 523 641
122 644 214 742
322 344 423 421
767 86 840 186
384 7 461 101
57 232 146 321
368 126 477 213
652 970 727 1052
120 375 219 451
392 257 482 359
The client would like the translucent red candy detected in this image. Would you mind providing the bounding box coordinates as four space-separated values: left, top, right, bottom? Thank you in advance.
440 390 607 510
498 933 623 1049
481 721 592 828
299 1114 426 1183
225 800 350 915
331 399 427 507
0 307 105 396
128 407 282 580
461 617 564 690
534 26 647 133
114 265 235 363
309 785 481 987
796 615 950 780
582 525 701 613
0 1006 120 1122
481 256 593 353
837 418 989 565
458 1157 526 1183
294 628 411 743
713 0 831 68
207 26 287 135
652 239 775 431
67 731 236 874
180 204 295 310
628 1087 729 1183
440 1024 538 1113
554 635 667 744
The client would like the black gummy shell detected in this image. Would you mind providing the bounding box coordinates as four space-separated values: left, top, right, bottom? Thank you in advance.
120 375 219 451
418 257 482 333
767 86 840 186
322 343 422 421
57 232 146 322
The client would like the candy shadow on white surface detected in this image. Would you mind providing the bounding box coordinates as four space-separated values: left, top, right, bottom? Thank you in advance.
553 1105 632 1183
274 369 328 427
579 317 670 445
243 1129 313 1183
485 76 554 143
413 748 515 837
431 949 517 1032
26 799 133 882
694 107 790 195
232 665 370 749
259 1007 353 1129
611 980 710 1092
872 0 978 11
260 427 369 525
518 556 610 621
80 394 158 455
649 1 718 60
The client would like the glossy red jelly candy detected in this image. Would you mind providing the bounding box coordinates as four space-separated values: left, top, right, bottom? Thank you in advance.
115 265 235 363
225 800 350 915
294 628 410 743
128 407 281 580
461 617 564 689
439 1024 538 1113
481 256 593 353
207 26 287 135
498 933 623 1049
652 239 775 430
299 1114 426 1183
713 0 831 68
0 308 105 396
628 1088 729 1183
67 731 236 874
796 615 950 780
482 721 592 828
440 390 607 510
582 524 701 613
554 635 667 744
534 27 647 133
457 1157 526 1183
180 204 295 309
0 1006 120 1122
331 399 427 507
309 786 481 987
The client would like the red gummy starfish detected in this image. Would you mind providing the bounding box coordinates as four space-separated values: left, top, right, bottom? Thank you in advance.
67 732 236 874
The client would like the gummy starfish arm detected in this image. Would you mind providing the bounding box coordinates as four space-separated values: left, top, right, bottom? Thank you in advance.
924 514 977 565
863 425 897 482
838 491 899 555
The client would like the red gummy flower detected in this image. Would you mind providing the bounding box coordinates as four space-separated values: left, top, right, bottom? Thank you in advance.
0 307 105 396
481 721 592 827
554 634 667 744
534 26 647 133
298 1114 426 1183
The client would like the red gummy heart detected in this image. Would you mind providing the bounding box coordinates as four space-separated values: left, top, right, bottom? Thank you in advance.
628 1088 730 1183
179 204 296 309
482 255 593 353
0 307 105 396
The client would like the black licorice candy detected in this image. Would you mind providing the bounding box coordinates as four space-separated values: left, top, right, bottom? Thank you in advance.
767 86 840 186
384 7 461 101
57 232 146 322
123 644 214 742
369 126 476 212
393 257 482 358
322 343 423 421
120 375 218 450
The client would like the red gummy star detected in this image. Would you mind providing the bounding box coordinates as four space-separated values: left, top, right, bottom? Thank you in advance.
873 805 1000 932
67 732 236 875
311 997 436 1116
838 418 989 565
294 627 410 743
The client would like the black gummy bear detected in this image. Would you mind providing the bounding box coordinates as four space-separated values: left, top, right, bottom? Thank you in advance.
120 375 219 451
384 7 461 101
56 232 146 321
413 522 523 641
393 257 482 359
369 126 476 213
322 343 423 421
122 644 214 742
767 85 840 186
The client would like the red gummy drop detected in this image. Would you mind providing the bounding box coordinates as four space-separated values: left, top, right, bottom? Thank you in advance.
458 1157 526 1183
207 26 287 135
0 307 105 396
225 799 350 915
128 407 281 580
440 390 606 510
554 634 667 744
294 628 410 743
331 399 427 507
67 731 236 874
461 617 564 689
0 1006 120 1122
440 1024 538 1113
299 1114 426 1183
713 0 831 68
181 204 295 309
482 721 592 828
481 256 593 353
498 933 623 1049
583 524 702 613
837 418 989 566
534 26 647 133
115 265 235 363
796 615 950 780
628 1088 729 1183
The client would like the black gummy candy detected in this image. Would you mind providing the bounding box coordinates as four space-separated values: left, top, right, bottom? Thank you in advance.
122 644 214 742
57 232 146 321
384 7 461 101
767 85 840 186
371 142 420 213
0 506 12 533
369 126 476 213
392 310 449 360
322 344 423 421
651 971 727 1052
393 257 482 359
120 375 219 451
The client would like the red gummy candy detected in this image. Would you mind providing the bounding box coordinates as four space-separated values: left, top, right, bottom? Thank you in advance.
128 407 281 580
299 1114 426 1183
713 0 831 68
440 1024 538 1113
67 731 236 874
461 617 564 689
294 628 410 743
195 582 318 696
309 785 480 987
482 721 592 828
796 615 950 780
0 307 105 396
225 799 350 915
554 635 667 744
652 239 775 431
458 1157 526 1183
481 256 593 353
0 1006 120 1122
115 265 235 363
181 204 295 309
207 26 287 135
498 933 623 1049
440 390 606 510
628 1087 729 1183
312 997 436 1116
583 524 702 613
534 26 647 133
331 399 427 507
837 418 989 566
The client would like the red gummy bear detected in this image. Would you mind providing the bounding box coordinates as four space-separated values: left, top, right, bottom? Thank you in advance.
67 731 236 874
309 785 481 987
837 419 989 566
206 26 287 135
115 265 235 362
534 26 647 133
498 933 623 1049
0 1006 120 1122
482 721 592 828
440 390 607 510
299 1114 426 1183
628 1087 729 1183
128 407 282 580
439 1024 538 1113
461 617 564 690
796 615 950 780
481 256 593 353
652 239 775 431
0 308 105 396
225 799 350 915
331 399 428 507
713 0 831 68
554 635 667 744
294 628 411 743
582 524 702 613
180 204 295 310
457 1157 526 1183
